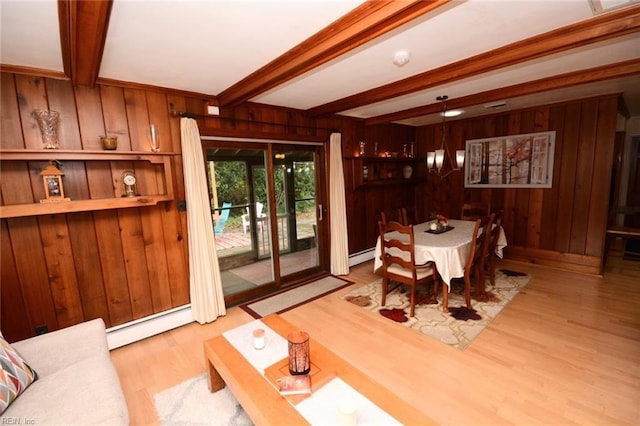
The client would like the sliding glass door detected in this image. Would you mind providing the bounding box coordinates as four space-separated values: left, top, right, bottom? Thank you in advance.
204 139 326 305
272 146 320 280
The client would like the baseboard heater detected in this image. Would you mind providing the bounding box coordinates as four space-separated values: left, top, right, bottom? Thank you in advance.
106 304 193 350
349 248 375 266
106 248 376 350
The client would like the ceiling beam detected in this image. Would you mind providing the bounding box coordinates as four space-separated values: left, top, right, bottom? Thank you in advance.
58 0 113 87
309 4 640 117
216 0 452 107
364 59 640 125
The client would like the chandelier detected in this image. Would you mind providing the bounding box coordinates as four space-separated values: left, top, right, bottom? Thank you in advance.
427 95 465 178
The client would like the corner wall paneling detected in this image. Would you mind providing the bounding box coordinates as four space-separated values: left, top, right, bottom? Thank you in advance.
416 95 618 275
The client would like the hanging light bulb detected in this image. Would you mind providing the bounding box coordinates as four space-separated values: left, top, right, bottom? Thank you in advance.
427 95 464 177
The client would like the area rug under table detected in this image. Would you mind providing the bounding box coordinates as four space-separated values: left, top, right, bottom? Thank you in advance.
154 374 252 426
343 269 531 350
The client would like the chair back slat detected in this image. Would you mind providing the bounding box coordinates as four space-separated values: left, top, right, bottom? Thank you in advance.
461 202 490 221
378 220 416 271
488 210 503 254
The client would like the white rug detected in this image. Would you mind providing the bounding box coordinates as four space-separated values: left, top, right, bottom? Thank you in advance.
154 374 252 426
241 275 352 318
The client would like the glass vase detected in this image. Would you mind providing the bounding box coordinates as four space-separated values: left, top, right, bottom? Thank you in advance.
32 109 60 149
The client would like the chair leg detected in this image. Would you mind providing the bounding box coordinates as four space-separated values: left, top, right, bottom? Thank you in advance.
381 277 389 306
474 263 486 299
489 256 496 287
409 285 416 317
463 275 472 309
441 279 449 313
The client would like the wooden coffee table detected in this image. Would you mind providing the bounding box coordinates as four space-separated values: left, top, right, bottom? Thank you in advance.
204 314 435 425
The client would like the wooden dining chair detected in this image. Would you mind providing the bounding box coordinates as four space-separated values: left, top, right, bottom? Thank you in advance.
378 220 442 317
485 210 504 287
380 209 402 225
455 213 494 310
461 202 490 221
399 206 420 225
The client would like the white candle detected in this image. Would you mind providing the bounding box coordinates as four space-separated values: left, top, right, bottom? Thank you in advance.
252 328 265 350
430 222 437 231
337 397 357 425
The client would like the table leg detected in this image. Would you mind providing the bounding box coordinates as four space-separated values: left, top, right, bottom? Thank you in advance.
206 358 225 392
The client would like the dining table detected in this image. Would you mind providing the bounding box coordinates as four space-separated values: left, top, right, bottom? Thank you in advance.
373 219 507 292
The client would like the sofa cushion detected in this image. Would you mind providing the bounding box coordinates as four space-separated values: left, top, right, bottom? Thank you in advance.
2 354 128 424
0 335 37 414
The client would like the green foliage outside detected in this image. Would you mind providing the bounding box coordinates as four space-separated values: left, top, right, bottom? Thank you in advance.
209 160 316 221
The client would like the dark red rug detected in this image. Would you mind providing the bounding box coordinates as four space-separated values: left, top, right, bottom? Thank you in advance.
379 308 409 323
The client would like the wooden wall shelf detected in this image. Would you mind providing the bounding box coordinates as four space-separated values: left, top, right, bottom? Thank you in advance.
0 195 173 219
0 150 176 219
346 156 425 189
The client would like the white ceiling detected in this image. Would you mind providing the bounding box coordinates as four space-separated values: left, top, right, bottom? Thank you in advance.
1 0 639 126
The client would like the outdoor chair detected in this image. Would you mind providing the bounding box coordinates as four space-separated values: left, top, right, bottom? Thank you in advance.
241 202 264 234
214 202 232 234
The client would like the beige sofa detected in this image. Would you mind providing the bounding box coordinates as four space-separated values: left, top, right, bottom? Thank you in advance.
1 319 129 425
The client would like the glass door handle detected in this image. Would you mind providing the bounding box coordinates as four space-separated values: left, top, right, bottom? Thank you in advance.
318 204 323 221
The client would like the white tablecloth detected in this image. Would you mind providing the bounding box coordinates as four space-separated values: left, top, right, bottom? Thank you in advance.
373 219 507 288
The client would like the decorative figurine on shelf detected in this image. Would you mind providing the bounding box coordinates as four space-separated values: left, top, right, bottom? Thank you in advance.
40 161 70 203
32 109 61 149
403 164 413 179
100 135 118 150
358 141 366 157
122 170 139 197
149 124 160 152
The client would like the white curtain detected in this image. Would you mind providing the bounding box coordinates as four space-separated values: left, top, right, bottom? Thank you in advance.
180 118 226 323
329 132 350 275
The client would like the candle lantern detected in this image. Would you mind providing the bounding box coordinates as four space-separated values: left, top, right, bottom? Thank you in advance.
287 330 310 375
40 161 70 203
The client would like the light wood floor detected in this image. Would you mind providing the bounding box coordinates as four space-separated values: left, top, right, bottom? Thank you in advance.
111 243 640 425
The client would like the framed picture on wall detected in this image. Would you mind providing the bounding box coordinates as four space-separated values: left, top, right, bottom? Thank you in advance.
464 131 556 188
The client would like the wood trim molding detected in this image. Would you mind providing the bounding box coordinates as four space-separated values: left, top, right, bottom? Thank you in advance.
0 65 68 80
96 77 217 100
364 59 640 125
58 0 113 86
216 0 453 107
310 4 640 117
505 246 603 276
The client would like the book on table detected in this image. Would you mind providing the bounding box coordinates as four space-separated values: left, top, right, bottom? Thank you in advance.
277 375 312 395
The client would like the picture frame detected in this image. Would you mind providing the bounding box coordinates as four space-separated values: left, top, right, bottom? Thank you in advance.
464 131 556 188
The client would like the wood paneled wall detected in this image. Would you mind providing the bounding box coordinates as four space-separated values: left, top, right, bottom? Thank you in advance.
0 71 376 342
416 95 618 274
1 73 194 342
0 69 618 342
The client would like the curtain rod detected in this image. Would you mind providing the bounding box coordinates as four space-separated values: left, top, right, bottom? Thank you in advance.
171 110 341 133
